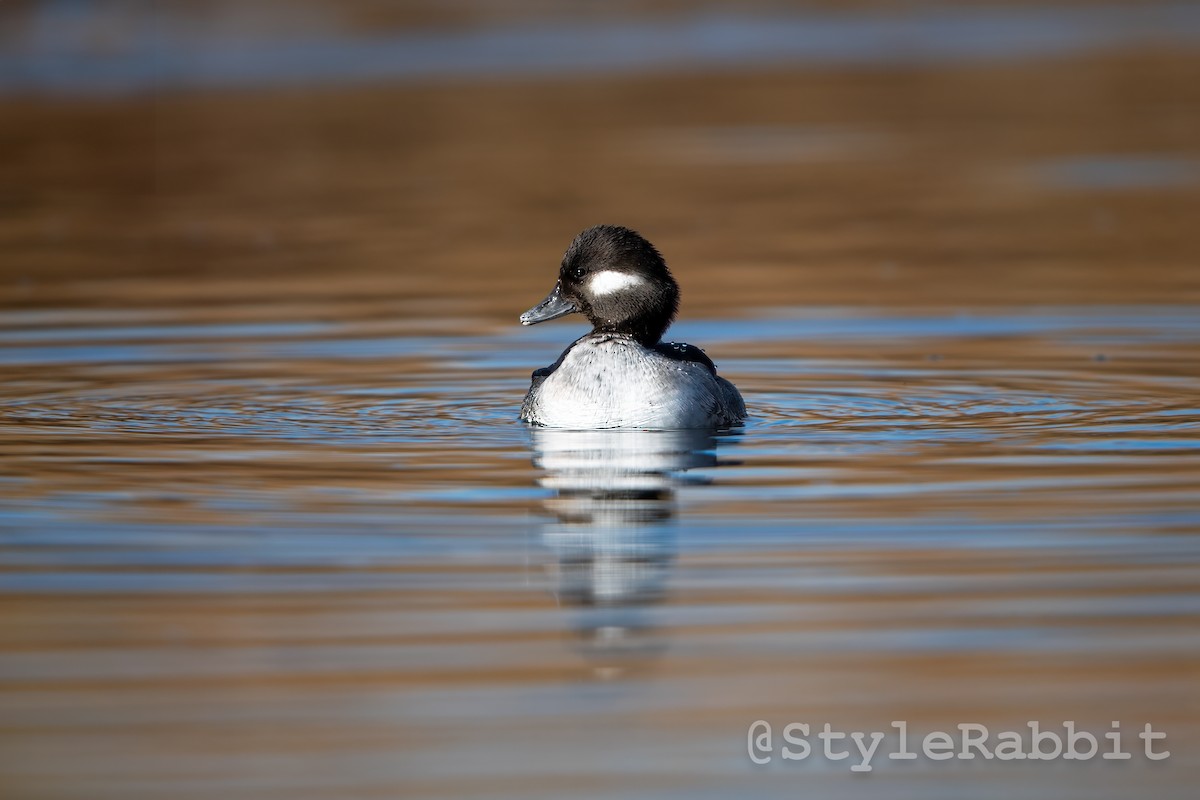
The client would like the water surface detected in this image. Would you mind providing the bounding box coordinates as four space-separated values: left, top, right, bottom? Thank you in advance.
2 303 1198 798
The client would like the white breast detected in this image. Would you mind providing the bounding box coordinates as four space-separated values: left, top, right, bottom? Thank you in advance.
523 336 734 429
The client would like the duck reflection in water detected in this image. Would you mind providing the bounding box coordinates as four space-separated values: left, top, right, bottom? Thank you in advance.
529 427 736 677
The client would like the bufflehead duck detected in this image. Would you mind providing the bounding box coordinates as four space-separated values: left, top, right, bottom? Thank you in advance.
519 225 746 429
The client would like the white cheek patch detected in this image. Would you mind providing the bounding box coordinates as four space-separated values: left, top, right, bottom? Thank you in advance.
588 270 645 296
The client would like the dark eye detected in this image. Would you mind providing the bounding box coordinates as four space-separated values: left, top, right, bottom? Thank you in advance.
571 266 585 280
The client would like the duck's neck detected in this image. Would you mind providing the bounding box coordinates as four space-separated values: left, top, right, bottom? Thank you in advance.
592 316 669 347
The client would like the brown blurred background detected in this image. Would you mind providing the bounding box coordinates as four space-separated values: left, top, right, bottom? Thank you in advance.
2 0 1198 325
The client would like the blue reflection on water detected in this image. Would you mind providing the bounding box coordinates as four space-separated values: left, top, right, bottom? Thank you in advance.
5 306 1197 365
4 2 1200 94
1034 155 1200 190
0 305 1197 567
